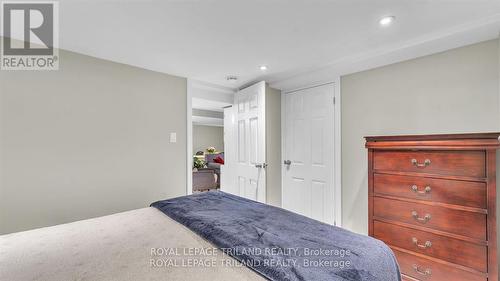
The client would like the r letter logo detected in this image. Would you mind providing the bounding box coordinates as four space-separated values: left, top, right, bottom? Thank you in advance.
1 1 59 70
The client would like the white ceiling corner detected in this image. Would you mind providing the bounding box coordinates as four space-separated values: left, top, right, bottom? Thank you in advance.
270 12 500 91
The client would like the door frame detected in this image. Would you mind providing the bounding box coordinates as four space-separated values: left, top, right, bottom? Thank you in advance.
186 79 193 195
280 78 342 226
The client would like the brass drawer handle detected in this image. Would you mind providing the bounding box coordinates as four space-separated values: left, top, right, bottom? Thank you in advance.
412 237 432 249
412 264 432 276
411 185 431 195
411 158 431 167
412 211 431 223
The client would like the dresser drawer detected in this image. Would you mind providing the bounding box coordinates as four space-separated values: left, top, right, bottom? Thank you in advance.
373 150 486 178
374 221 487 272
374 174 487 209
393 248 486 281
373 197 487 240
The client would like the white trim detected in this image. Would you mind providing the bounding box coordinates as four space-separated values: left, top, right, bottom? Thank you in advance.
283 81 338 95
333 77 342 227
270 14 500 91
186 79 193 195
280 90 286 208
192 116 224 127
281 81 342 227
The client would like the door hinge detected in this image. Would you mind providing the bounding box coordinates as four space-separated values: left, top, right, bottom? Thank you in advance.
333 97 336 105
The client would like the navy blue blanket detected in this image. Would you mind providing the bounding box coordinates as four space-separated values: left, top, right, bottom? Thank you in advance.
151 191 400 281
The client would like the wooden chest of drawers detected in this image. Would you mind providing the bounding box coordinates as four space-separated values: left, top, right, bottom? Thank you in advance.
366 133 500 281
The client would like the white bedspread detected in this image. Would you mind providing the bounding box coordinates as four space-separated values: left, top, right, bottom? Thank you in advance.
0 207 264 281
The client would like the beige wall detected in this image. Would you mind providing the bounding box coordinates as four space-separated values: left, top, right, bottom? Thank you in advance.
265 85 282 206
0 49 187 234
341 39 500 235
192 125 224 154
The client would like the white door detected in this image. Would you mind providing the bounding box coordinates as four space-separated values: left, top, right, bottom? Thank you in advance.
231 81 266 202
283 83 335 224
221 106 237 195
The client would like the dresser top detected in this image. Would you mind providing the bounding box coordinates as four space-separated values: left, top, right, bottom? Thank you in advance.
365 132 500 150
365 132 500 142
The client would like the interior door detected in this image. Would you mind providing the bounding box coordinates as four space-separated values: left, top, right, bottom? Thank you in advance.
283 83 335 224
232 81 266 202
221 106 237 195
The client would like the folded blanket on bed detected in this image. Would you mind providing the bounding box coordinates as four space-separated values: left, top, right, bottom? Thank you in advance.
151 191 400 281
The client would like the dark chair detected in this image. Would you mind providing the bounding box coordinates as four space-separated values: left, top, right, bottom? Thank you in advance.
192 169 218 192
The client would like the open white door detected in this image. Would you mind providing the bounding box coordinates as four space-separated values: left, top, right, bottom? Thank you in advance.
228 81 266 202
221 106 236 194
283 83 335 224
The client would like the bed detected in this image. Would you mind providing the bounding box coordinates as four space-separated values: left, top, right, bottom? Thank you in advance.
0 191 400 281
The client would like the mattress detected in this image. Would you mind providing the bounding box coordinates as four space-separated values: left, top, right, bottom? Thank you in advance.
0 207 265 281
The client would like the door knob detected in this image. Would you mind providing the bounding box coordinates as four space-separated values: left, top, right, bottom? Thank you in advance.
284 160 291 165
255 163 268 169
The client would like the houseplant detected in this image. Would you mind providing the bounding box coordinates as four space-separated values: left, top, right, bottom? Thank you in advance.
193 157 206 169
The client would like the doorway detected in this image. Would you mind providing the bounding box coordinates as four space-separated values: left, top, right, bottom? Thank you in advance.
187 80 235 194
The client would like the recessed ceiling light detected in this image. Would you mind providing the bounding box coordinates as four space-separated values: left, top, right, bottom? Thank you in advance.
259 65 268 71
379 16 395 26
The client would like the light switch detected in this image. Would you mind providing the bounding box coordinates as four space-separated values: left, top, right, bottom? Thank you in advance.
170 132 177 143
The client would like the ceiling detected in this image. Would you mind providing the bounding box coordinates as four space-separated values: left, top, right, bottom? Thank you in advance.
15 1 500 88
